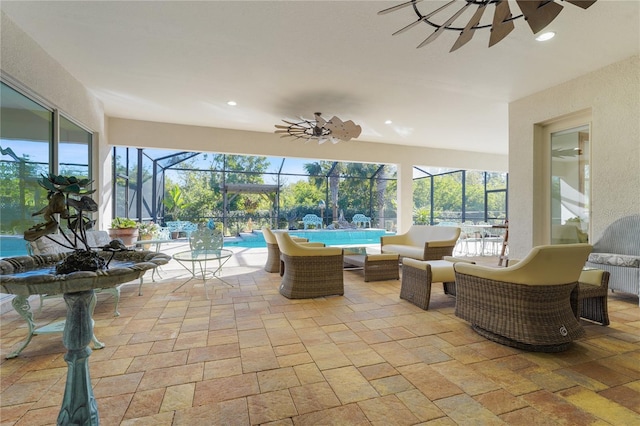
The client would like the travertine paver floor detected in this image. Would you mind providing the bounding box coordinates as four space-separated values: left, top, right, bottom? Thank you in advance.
1 247 639 425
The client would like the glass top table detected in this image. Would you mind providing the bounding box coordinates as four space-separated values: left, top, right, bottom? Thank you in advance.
172 249 234 297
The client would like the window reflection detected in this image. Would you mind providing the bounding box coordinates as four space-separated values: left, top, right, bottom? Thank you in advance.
0 81 92 258
550 125 590 244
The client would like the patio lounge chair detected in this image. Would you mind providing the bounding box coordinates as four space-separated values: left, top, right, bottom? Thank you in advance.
273 231 344 299
453 243 592 352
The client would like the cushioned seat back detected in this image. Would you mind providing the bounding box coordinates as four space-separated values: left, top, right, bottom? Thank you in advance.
592 214 640 256
455 244 592 286
189 228 223 252
89 230 111 247
28 230 111 255
262 227 277 245
508 244 592 284
406 225 460 246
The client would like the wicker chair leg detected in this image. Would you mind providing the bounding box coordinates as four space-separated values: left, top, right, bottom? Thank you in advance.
399 265 432 310
265 243 280 273
442 282 456 296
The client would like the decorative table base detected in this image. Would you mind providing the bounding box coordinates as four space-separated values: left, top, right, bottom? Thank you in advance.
0 250 170 425
6 295 104 359
57 290 99 426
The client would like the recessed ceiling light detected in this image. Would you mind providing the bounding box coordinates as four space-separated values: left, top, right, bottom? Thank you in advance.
535 32 555 42
385 120 393 125
227 101 237 106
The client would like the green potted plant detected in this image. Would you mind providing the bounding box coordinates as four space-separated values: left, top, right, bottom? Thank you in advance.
109 217 139 246
138 221 159 239
137 221 159 249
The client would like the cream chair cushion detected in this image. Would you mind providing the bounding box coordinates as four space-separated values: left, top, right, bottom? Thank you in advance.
274 231 342 257
455 243 593 285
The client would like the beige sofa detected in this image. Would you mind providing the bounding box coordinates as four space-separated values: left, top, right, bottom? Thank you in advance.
381 225 461 261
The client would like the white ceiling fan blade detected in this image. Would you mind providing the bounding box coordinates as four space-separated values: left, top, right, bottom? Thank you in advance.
488 0 515 47
516 0 563 34
393 17 427 36
391 0 457 36
565 0 597 10
450 3 487 52
378 0 422 16
417 3 471 48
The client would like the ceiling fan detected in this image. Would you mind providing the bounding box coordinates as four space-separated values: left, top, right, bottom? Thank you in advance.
275 112 362 144
378 0 598 52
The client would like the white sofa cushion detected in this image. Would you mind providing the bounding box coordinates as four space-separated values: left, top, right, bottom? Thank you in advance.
29 230 111 255
381 244 425 260
588 253 640 268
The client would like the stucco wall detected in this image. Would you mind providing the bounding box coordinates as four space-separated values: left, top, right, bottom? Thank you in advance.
509 55 640 258
1 11 112 227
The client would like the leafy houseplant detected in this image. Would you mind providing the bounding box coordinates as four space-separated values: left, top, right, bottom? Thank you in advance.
164 185 190 221
108 217 139 246
138 222 159 239
110 217 137 229
23 174 105 274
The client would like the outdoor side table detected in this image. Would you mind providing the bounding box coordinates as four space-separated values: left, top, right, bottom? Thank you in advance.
172 249 234 298
134 238 182 286
343 246 399 282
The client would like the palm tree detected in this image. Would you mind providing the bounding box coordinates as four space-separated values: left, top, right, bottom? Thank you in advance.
304 161 342 222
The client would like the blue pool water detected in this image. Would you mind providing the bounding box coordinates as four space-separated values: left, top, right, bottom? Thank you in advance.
0 235 28 258
1 229 395 257
224 229 393 248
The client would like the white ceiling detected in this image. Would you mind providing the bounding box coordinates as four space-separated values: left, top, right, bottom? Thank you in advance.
2 1 639 155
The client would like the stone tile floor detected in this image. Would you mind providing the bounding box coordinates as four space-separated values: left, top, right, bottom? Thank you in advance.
1 247 639 425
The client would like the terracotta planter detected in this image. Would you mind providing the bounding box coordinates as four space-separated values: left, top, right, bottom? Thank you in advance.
139 233 153 250
108 228 139 247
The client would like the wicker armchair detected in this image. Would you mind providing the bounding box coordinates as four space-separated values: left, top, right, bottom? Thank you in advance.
453 243 592 352
273 231 344 299
262 227 320 273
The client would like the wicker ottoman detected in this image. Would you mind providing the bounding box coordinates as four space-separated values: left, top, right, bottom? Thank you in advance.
577 268 610 325
400 257 475 310
343 252 400 282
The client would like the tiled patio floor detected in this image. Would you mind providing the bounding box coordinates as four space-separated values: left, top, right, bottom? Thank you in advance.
1 247 639 425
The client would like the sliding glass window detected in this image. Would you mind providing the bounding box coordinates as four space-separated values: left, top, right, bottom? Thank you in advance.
0 81 92 257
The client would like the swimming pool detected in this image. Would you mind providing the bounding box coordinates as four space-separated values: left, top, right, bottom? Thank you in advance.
0 235 28 258
1 229 395 257
224 229 393 248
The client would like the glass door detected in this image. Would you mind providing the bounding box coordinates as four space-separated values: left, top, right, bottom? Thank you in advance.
550 125 590 244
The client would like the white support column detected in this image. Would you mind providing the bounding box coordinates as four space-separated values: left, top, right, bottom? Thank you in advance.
396 163 414 233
